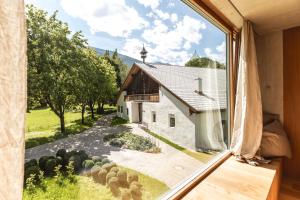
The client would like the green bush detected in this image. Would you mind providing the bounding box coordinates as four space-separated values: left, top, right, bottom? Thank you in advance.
24 165 40 182
44 158 57 175
39 156 55 171
102 162 116 172
108 177 120 196
78 150 88 161
117 170 128 188
106 171 117 184
121 189 131 200
101 158 111 165
69 155 82 173
98 168 108 185
128 173 138 184
91 166 101 182
56 149 66 158
94 161 102 167
83 160 94 170
110 116 128 126
55 156 63 166
109 138 125 147
25 159 38 170
91 156 102 163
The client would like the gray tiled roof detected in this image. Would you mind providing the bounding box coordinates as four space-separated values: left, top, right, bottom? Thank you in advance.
136 63 227 111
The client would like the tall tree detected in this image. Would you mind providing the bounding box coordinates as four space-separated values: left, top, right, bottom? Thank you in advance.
26 5 87 134
185 57 226 69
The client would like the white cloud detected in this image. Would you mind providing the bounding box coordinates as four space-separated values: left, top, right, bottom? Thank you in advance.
170 13 178 22
60 0 148 37
137 0 160 9
153 9 170 20
204 41 226 63
121 15 206 65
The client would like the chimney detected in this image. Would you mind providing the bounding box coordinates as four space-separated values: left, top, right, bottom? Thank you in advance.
140 44 147 63
197 77 202 93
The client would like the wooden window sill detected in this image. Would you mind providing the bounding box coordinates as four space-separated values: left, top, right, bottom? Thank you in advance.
168 155 282 200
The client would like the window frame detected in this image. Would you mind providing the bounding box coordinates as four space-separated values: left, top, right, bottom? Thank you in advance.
152 111 156 122
159 0 237 199
169 114 175 127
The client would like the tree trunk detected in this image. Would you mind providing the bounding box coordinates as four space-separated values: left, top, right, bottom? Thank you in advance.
97 101 104 114
81 105 85 124
89 101 95 120
60 115 66 135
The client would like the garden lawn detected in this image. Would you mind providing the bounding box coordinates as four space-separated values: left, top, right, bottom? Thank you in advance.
25 105 116 149
144 129 214 163
23 167 169 200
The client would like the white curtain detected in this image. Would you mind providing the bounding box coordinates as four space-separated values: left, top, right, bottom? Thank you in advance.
0 0 27 199
231 20 263 159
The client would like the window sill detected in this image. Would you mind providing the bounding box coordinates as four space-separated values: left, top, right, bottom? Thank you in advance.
165 153 282 200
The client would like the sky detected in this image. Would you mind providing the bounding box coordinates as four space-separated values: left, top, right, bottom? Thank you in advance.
25 0 226 65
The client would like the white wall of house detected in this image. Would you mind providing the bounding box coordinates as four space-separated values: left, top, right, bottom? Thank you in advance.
117 91 139 123
142 86 197 150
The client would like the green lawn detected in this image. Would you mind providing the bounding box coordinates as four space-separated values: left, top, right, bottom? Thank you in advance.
25 105 116 149
23 166 169 200
144 129 214 163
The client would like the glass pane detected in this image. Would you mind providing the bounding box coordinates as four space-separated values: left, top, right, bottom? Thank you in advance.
24 0 228 199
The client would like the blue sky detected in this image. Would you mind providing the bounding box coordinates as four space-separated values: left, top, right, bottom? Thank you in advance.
25 0 226 65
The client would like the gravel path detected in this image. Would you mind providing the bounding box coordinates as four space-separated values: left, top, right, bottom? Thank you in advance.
25 114 204 188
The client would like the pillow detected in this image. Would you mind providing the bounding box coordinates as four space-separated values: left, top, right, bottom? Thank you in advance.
260 120 292 158
263 112 279 126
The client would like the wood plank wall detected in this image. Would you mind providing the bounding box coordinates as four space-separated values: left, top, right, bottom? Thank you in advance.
283 26 300 178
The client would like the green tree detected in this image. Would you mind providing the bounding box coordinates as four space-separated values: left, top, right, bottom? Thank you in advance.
185 57 225 69
26 5 87 134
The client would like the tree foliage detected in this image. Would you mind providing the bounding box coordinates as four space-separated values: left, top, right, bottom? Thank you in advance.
185 57 226 69
26 5 117 134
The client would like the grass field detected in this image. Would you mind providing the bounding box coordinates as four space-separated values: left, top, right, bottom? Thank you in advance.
25 105 116 149
144 129 214 163
23 166 169 200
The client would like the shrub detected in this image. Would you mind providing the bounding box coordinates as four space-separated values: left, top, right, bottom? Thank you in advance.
91 166 101 182
131 181 142 190
39 156 55 171
25 159 38 170
109 138 125 147
121 189 131 200
78 150 88 161
83 160 94 170
44 158 57 175
56 156 63 166
110 116 128 126
91 156 102 163
56 149 67 158
117 170 128 188
98 168 108 185
128 173 138 184
106 171 117 184
130 183 142 200
94 161 102 167
101 158 111 165
102 162 116 172
24 165 40 182
108 177 120 196
69 155 81 173
110 167 119 173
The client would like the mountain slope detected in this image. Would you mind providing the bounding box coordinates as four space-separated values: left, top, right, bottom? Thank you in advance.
93 47 140 67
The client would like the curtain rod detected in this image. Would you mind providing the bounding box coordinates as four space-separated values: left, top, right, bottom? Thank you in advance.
228 0 245 20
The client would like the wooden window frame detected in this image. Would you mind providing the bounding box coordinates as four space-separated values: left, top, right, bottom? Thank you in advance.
169 114 175 127
159 0 240 199
152 111 156 122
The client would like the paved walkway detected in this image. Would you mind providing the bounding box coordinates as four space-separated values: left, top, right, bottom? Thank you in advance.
25 114 204 188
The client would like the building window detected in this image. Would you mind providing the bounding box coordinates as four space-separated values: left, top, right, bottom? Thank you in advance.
169 114 175 127
117 106 120 113
152 111 156 122
121 106 123 113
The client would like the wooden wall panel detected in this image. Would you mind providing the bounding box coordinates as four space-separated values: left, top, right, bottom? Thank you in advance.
283 26 300 178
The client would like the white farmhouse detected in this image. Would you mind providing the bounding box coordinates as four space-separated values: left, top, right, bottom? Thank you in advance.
116 62 228 152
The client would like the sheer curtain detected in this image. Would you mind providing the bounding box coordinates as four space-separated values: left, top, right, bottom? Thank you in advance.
196 61 227 151
0 0 27 199
230 20 263 159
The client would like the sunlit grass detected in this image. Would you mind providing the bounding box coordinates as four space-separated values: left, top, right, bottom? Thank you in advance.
23 166 169 200
25 105 116 149
144 129 213 163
